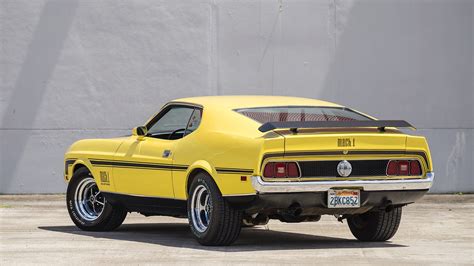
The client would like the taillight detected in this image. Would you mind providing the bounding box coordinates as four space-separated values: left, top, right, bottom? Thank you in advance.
387 161 399 175
286 162 300 177
410 160 421 175
263 162 275 177
386 160 422 176
263 162 300 178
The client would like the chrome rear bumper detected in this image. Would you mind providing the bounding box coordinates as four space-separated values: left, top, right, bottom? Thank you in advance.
251 172 434 193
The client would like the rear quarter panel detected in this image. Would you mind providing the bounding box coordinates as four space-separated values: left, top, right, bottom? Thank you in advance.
406 135 433 172
172 106 284 199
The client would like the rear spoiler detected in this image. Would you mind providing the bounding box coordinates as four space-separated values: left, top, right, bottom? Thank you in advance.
258 120 415 133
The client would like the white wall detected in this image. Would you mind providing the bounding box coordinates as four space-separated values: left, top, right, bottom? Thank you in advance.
1 0 472 193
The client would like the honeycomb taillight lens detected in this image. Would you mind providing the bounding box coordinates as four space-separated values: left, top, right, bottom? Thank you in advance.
263 162 300 178
286 162 299 177
387 161 399 175
410 160 421 176
263 162 275 177
386 160 422 176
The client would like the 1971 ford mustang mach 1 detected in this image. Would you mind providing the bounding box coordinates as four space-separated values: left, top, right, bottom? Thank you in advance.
64 96 434 245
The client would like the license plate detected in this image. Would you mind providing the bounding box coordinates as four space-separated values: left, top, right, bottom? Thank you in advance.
328 189 360 208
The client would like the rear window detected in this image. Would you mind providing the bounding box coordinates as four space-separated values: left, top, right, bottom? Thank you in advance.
236 106 371 124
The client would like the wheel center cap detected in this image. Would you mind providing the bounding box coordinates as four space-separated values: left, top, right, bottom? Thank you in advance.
90 195 95 202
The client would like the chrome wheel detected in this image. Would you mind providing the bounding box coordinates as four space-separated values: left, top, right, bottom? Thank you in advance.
191 184 211 233
74 177 105 221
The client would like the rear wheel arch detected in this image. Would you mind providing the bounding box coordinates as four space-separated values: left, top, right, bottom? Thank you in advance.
185 161 220 198
187 168 213 197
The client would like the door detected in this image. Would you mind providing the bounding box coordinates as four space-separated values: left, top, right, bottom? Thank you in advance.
113 105 196 198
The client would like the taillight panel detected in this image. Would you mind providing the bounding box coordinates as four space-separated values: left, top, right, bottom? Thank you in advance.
263 162 300 178
386 160 422 176
264 160 422 178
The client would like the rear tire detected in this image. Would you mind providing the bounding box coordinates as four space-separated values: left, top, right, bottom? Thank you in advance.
347 207 402 241
187 172 242 246
66 167 127 231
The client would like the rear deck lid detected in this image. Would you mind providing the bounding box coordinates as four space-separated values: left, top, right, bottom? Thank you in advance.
281 130 408 153
236 106 413 152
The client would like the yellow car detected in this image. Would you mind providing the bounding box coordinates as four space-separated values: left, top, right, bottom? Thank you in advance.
64 96 434 245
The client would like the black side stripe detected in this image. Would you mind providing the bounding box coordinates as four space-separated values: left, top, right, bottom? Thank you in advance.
262 150 430 169
90 159 254 174
65 158 77 175
90 159 188 171
216 167 254 174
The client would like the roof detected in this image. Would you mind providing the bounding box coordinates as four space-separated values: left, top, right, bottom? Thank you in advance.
173 95 341 109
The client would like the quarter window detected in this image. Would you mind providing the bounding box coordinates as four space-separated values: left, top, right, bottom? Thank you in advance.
185 109 202 135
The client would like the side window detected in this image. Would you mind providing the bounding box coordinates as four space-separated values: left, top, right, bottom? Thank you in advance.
185 109 202 135
147 106 194 140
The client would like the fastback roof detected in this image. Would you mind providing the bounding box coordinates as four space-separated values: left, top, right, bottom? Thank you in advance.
173 95 341 109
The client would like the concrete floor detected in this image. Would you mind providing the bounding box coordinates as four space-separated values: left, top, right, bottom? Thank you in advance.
0 195 473 265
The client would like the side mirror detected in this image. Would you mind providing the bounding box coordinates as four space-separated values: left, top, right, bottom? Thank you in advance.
132 126 148 138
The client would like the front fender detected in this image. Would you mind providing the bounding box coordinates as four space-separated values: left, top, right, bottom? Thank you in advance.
66 158 116 192
65 158 94 182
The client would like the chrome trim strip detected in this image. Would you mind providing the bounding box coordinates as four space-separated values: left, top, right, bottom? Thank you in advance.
251 172 434 193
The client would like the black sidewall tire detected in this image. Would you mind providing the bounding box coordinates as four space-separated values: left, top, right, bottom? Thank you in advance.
187 174 217 240
66 168 124 231
347 207 402 242
187 172 242 246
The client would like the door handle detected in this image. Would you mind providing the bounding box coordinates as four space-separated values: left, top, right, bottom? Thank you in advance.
162 150 172 158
